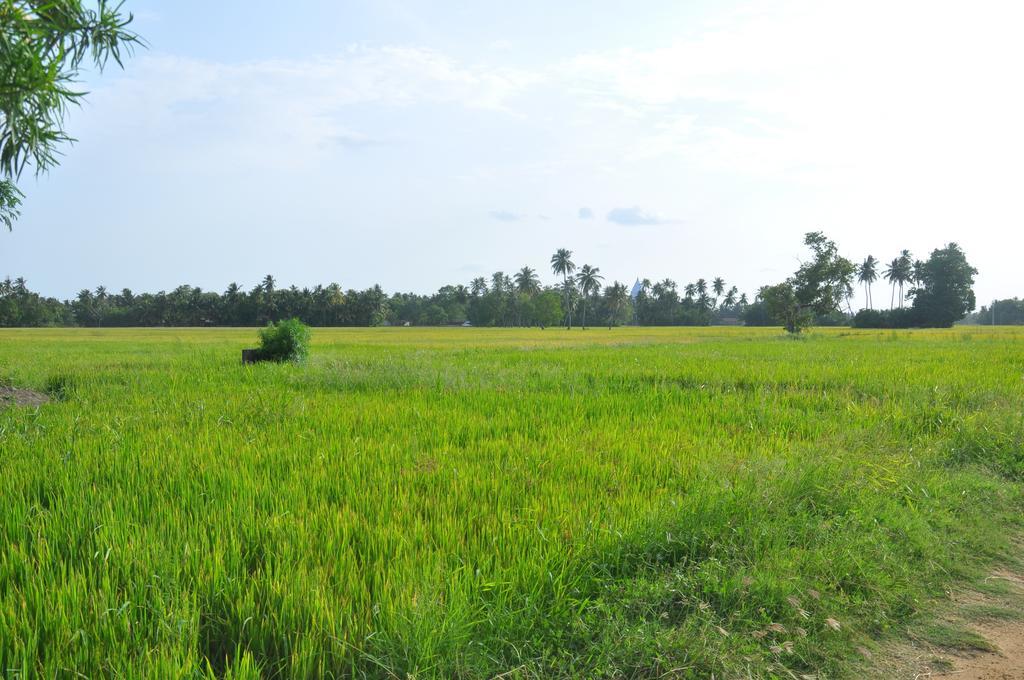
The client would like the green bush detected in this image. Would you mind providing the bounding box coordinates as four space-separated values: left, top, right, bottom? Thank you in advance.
256 319 311 363
852 308 918 328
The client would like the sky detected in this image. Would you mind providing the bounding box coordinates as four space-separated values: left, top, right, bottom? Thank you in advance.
4 0 1023 307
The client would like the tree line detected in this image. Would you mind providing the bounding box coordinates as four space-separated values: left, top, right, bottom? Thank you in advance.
756 233 980 332
0 237 1001 330
966 298 1024 325
0 251 752 328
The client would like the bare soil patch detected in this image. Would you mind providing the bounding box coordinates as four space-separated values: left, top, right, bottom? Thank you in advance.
0 385 49 408
878 569 1024 679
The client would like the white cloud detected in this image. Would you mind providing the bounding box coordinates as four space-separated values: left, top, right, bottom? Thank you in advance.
86 47 540 171
489 210 523 222
607 207 675 226
34 1 1024 302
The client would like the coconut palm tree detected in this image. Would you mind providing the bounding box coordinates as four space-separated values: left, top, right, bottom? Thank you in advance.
712 277 726 308
470 277 488 297
604 281 629 328
490 271 510 295
695 278 708 300
261 274 276 296
723 286 737 309
858 255 878 310
883 258 900 309
550 248 576 328
683 283 696 300
514 266 540 295
575 264 603 329
896 250 913 307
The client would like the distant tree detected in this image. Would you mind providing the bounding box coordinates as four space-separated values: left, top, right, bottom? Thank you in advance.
633 279 652 324
0 1 140 230
491 271 511 296
603 281 630 327
514 266 540 295
683 282 696 300
761 232 855 333
976 298 1024 325
722 286 737 310
712 277 725 307
740 296 781 327
858 255 878 310
883 258 900 309
896 250 913 308
575 264 603 329
550 248 576 328
909 243 977 327
470 277 488 297
558 278 578 326
646 279 680 325
422 304 447 326
530 289 564 327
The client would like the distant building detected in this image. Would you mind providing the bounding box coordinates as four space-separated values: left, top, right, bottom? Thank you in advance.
630 279 643 299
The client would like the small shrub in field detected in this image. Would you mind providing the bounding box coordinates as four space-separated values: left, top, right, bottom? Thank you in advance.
256 319 311 362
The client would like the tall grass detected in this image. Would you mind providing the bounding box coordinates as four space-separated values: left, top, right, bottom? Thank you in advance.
0 326 1022 677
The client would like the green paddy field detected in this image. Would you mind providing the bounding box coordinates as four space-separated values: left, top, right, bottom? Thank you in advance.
1 327 1022 678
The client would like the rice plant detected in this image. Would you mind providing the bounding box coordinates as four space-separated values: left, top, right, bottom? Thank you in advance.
0 326 1021 677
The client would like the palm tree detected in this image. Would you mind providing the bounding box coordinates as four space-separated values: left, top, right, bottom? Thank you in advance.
575 264 603 329
695 278 708 299
723 286 737 309
490 271 509 295
514 266 540 295
858 256 878 310
604 281 629 328
256 275 278 323
559 278 578 326
896 250 913 307
470 277 488 297
712 277 725 308
222 282 243 324
550 248 576 328
683 283 696 300
883 258 900 309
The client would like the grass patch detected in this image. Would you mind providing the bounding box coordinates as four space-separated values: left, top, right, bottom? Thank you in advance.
913 622 998 653
961 604 1021 621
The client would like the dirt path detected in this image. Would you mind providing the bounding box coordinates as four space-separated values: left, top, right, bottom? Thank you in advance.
880 570 1024 679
